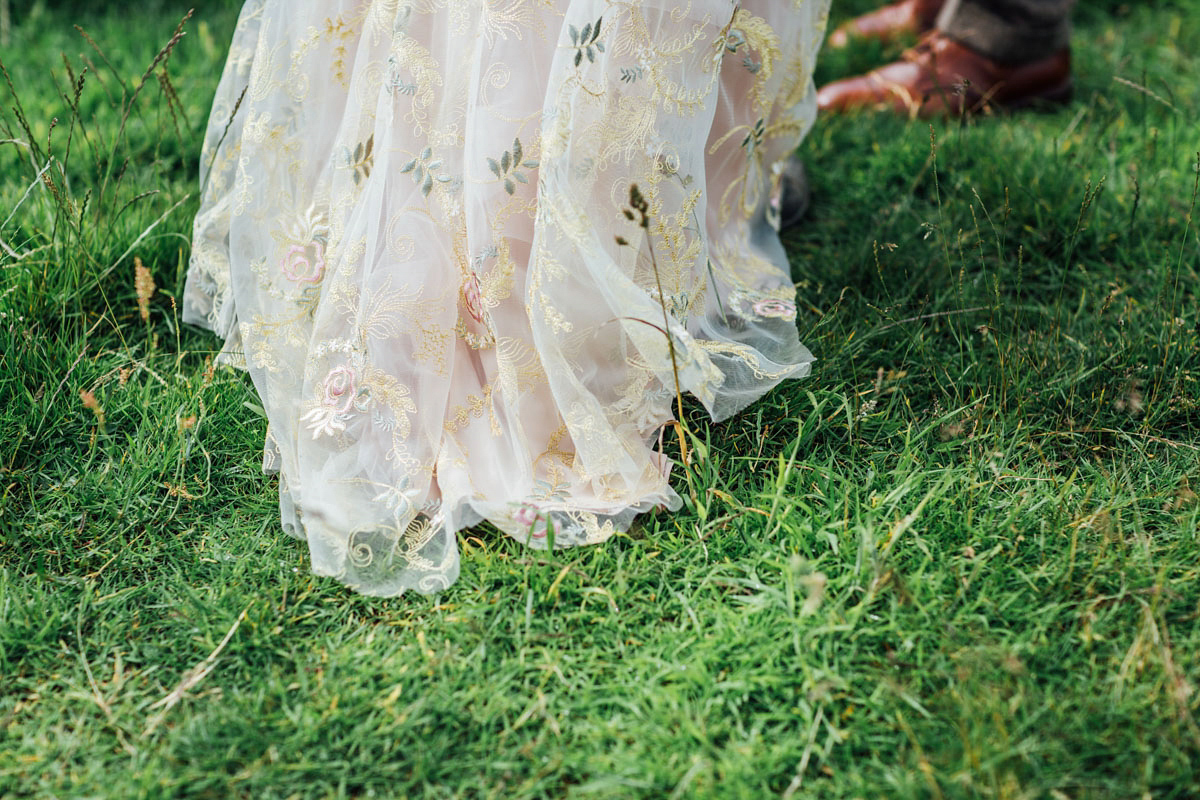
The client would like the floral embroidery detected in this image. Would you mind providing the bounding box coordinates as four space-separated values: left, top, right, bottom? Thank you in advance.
322 366 357 413
529 518 553 541
461 273 485 324
513 504 539 527
729 288 798 322
184 0 828 596
276 206 330 287
301 365 362 438
752 297 797 321
512 504 555 542
280 241 326 283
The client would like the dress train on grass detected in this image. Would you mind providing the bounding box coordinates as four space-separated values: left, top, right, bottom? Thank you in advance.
185 0 829 595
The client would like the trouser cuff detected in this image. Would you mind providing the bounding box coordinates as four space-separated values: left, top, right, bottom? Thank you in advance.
937 0 1071 65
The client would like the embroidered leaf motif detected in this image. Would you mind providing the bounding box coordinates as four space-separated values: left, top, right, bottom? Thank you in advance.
741 118 766 154
402 144 453 197
346 134 376 185
571 15 604 69
488 137 539 195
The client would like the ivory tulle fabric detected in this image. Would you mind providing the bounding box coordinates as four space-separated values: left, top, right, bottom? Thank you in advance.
185 0 829 595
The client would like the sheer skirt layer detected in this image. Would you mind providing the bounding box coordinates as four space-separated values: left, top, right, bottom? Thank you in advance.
185 0 830 595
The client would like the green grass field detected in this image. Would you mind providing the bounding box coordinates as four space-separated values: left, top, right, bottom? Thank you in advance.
1 1 1197 797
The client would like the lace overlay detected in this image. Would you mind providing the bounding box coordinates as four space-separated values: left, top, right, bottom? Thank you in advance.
185 0 829 595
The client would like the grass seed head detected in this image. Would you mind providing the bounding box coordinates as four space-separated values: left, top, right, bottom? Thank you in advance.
79 388 105 427
134 256 156 322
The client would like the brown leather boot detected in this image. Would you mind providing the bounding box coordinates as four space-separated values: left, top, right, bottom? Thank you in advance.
828 0 946 49
817 33 1073 117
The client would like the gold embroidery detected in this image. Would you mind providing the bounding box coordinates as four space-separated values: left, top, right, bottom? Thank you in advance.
185 0 828 595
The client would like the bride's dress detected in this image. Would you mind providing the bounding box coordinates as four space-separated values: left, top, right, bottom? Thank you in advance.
185 0 829 595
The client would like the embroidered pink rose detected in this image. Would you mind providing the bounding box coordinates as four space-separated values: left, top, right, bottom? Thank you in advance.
321 366 357 414
281 242 326 284
752 298 797 321
461 273 485 323
514 504 539 527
